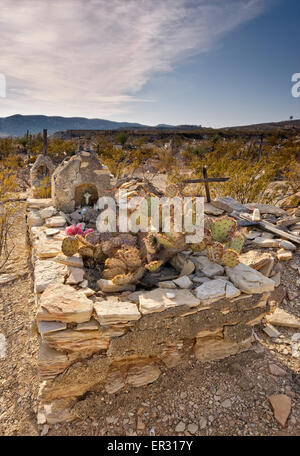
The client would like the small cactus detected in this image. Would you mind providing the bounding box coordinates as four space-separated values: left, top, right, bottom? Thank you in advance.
78 246 94 258
221 249 239 267
61 236 79 256
145 260 164 272
211 216 237 243
207 242 224 263
225 233 244 254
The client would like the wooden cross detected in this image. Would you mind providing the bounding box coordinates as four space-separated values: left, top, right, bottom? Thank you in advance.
182 166 229 203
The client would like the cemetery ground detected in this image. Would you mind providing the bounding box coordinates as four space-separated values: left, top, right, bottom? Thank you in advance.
0 203 299 436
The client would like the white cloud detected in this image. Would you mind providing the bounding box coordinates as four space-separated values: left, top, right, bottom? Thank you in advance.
0 0 270 118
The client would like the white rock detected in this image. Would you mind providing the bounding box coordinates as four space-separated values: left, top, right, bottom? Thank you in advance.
45 228 60 237
39 206 57 220
0 334 6 359
139 289 200 315
45 216 66 228
166 292 175 299
252 208 261 221
34 259 67 293
252 238 280 248
263 324 281 338
195 279 226 303
193 256 224 278
279 240 296 251
94 300 141 325
173 275 193 289
225 263 275 294
225 282 241 298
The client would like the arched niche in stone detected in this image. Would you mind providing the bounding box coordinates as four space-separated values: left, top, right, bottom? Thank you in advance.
30 154 55 198
51 151 111 213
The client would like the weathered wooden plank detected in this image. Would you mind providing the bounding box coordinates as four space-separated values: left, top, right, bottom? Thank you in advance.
236 213 300 245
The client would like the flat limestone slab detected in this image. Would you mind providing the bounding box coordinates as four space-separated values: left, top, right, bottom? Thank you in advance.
266 308 300 329
54 254 83 268
37 321 67 335
34 259 67 293
139 288 200 315
94 300 141 325
226 263 275 294
37 283 93 323
45 216 66 228
27 198 52 209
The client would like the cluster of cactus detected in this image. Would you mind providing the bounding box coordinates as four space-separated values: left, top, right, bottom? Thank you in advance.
61 214 244 287
190 216 244 267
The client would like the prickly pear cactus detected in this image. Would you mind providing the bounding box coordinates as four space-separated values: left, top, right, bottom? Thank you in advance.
78 246 94 258
211 216 237 243
207 242 224 263
225 233 244 254
145 260 164 272
75 234 95 250
221 248 239 267
61 236 79 257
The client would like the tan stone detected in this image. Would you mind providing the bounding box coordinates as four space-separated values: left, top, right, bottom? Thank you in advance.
54 254 83 268
34 259 67 293
97 278 136 293
37 343 72 377
268 394 291 427
276 249 293 261
37 283 93 323
94 300 141 325
105 369 126 394
75 319 100 331
139 288 200 315
194 336 253 362
45 216 66 228
127 363 161 387
266 308 300 329
240 250 271 270
43 329 109 353
27 198 53 209
37 238 62 259
66 267 84 285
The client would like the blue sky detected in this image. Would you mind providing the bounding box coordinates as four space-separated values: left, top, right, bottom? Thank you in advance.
0 0 299 127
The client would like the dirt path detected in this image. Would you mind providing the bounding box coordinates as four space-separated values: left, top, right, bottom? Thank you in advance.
0 203 39 435
0 205 299 436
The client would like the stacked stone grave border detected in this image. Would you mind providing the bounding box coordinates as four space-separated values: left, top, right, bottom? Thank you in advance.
26 196 276 425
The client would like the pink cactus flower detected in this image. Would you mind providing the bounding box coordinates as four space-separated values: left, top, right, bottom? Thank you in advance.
83 228 94 237
64 224 83 236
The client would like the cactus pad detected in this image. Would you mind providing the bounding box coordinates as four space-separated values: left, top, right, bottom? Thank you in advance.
211 216 237 243
207 242 224 263
61 236 79 257
221 248 239 267
225 233 244 254
145 260 164 272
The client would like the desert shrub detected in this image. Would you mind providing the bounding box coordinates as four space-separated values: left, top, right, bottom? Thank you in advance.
33 175 51 198
0 163 18 270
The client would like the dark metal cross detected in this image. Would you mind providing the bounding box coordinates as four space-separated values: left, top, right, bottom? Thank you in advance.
182 166 229 203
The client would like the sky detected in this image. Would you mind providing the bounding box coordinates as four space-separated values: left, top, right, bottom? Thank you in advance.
0 0 299 127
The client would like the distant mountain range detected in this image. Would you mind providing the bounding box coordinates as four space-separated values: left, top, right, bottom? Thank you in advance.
0 114 298 137
0 114 150 137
